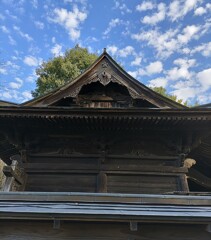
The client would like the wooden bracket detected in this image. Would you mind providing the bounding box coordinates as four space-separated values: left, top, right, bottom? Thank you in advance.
53 219 61 229
206 224 211 233
2 160 27 192
130 222 138 232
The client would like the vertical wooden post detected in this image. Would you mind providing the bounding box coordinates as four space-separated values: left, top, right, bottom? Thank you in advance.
130 222 138 231
97 171 107 193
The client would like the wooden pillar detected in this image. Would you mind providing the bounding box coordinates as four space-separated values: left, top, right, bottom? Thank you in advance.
97 171 107 193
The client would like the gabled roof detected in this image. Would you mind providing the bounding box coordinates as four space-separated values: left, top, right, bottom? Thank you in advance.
22 50 186 109
193 103 211 109
0 100 17 107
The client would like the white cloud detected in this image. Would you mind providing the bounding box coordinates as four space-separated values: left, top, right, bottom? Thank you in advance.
177 25 199 44
128 71 138 78
194 3 211 15
0 61 20 75
131 56 142 66
168 0 201 21
26 70 37 83
103 18 122 35
51 44 63 56
206 3 211 10
51 6 87 41
2 91 12 99
132 24 206 58
23 56 40 66
26 76 35 83
148 77 168 88
132 28 178 58
113 1 131 14
107 45 118 55
0 14 5 20
8 35 16 45
171 87 198 102
6 61 20 70
13 25 33 41
136 1 155 11
136 61 163 77
167 58 195 81
22 91 32 100
118 46 134 58
106 45 135 58
52 37 56 43
197 68 211 91
0 25 10 34
191 42 211 57
146 61 163 75
5 10 18 20
194 7 206 15
0 68 7 74
182 47 191 54
142 3 166 25
168 67 192 81
9 77 23 89
31 0 38 9
174 58 196 68
9 82 20 89
34 21 44 29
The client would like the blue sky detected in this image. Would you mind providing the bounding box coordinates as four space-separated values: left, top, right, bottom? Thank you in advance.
0 0 210 105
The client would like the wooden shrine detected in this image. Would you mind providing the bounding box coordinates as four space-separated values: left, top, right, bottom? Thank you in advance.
0 49 211 239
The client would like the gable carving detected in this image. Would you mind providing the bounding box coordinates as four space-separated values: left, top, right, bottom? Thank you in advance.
67 61 141 101
24 51 186 109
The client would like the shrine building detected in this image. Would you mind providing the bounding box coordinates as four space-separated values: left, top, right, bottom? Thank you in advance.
0 50 211 239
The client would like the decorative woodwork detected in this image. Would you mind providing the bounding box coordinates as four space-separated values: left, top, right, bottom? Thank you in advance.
0 49 211 239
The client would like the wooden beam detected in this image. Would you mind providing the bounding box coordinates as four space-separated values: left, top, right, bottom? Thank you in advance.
0 192 210 205
2 160 27 192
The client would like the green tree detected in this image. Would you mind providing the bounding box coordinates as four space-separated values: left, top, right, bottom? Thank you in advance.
32 45 98 97
151 86 188 106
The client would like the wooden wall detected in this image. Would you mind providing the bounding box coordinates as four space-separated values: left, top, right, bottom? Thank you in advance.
0 220 210 240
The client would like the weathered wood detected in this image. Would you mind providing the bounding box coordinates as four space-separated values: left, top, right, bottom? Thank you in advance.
130 221 138 231
53 219 60 229
97 171 107 193
0 221 210 240
206 224 211 233
0 192 210 205
2 160 27 192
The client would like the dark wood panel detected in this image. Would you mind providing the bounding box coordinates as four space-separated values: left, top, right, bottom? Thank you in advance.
107 175 179 194
25 172 184 193
26 174 97 192
0 221 210 240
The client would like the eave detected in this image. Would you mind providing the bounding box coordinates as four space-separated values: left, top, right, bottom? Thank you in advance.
0 106 210 118
0 192 210 223
21 51 186 109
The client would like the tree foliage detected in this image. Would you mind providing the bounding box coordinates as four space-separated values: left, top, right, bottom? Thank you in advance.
151 86 188 106
32 45 98 97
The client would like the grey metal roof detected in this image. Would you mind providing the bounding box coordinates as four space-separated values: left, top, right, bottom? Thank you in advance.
0 192 211 223
0 201 211 223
